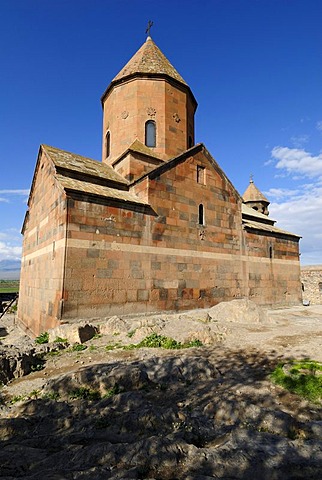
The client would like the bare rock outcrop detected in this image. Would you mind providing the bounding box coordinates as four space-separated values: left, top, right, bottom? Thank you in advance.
208 299 268 323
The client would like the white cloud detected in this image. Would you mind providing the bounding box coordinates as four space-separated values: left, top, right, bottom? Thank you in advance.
0 230 23 262
0 241 22 261
0 189 30 205
268 146 322 264
0 189 30 195
264 187 301 201
271 146 322 178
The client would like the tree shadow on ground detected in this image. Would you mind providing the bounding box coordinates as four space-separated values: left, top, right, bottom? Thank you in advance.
0 347 321 479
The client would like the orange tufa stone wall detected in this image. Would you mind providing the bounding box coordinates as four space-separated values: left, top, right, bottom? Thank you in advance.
102 78 195 164
18 148 301 336
55 150 300 325
18 151 67 335
242 230 302 306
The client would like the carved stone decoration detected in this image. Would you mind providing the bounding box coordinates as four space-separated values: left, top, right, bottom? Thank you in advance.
121 111 129 119
173 113 181 123
199 230 206 241
147 107 156 117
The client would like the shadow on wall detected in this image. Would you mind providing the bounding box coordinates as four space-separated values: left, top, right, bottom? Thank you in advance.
0 348 321 479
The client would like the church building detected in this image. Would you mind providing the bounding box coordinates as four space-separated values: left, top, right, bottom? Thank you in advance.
18 36 302 336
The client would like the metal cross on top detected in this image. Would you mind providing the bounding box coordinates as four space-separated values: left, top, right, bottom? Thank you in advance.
146 20 153 36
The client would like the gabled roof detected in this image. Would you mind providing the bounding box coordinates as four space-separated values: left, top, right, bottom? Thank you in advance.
242 204 275 225
242 179 269 203
55 174 149 207
42 145 128 187
26 144 149 214
242 206 300 239
131 143 243 203
112 139 164 167
242 218 301 238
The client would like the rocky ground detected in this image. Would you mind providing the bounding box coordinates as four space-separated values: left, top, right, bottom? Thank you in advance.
0 300 321 479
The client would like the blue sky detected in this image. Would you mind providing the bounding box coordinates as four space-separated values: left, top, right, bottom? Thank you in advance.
1 0 322 265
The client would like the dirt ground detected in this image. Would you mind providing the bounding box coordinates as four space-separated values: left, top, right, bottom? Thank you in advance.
0 304 321 479
1 303 322 399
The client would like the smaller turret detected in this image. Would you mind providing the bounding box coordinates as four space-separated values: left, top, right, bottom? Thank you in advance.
242 176 270 215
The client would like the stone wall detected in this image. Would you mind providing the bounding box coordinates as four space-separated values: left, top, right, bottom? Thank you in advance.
18 150 67 335
102 77 195 164
301 265 322 304
243 230 301 306
60 150 301 322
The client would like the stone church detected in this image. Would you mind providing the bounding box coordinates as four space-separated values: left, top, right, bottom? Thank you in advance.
18 36 302 336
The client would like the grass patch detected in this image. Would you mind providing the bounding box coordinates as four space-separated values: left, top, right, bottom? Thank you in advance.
105 342 122 351
35 332 49 344
54 337 68 344
271 359 322 403
0 280 19 293
10 395 26 404
103 384 122 398
69 387 100 401
42 391 60 401
125 333 203 350
70 343 87 352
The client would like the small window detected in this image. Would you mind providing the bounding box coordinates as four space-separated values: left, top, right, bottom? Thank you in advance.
319 282 322 292
105 131 110 158
197 165 205 184
145 120 156 147
198 204 205 225
269 245 273 259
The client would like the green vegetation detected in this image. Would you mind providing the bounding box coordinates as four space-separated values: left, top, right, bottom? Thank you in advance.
35 331 49 344
0 280 19 293
126 333 203 350
10 395 26 404
42 391 60 401
54 337 68 344
69 387 100 401
271 360 322 403
70 343 87 352
105 342 122 351
103 384 122 398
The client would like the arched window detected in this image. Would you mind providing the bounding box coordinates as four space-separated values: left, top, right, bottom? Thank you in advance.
198 204 205 225
145 120 156 147
105 131 110 158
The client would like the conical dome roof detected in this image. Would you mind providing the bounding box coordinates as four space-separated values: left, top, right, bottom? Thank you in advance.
242 179 269 203
112 36 187 85
101 37 195 104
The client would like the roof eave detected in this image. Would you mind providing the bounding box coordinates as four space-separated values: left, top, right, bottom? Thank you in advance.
100 73 198 111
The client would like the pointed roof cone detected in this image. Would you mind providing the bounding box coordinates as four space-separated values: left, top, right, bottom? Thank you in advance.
242 177 269 203
101 37 196 107
112 36 187 85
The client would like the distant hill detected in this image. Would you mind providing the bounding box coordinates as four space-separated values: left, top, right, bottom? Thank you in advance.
0 260 21 280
